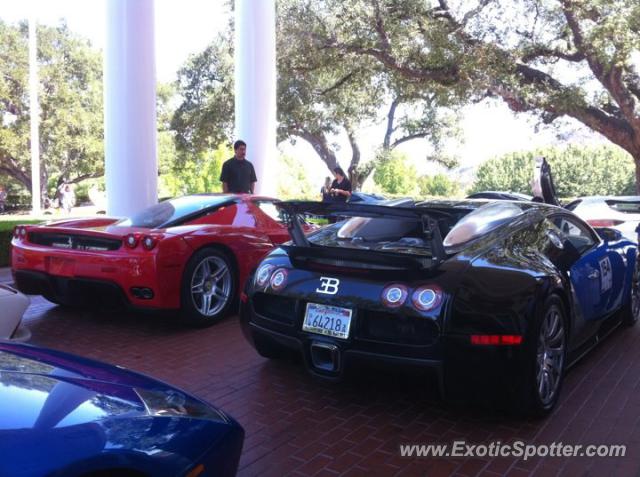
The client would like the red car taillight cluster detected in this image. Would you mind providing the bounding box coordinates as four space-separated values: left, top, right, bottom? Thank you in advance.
470 335 523 346
13 226 27 239
587 219 624 227
381 283 443 312
124 234 158 251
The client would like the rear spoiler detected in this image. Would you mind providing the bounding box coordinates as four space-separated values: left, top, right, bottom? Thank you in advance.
276 201 448 268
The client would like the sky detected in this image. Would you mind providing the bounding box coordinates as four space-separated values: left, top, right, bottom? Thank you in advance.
0 0 602 190
1 0 231 83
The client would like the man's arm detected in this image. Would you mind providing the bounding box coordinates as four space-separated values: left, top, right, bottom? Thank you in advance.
249 163 257 194
220 160 229 193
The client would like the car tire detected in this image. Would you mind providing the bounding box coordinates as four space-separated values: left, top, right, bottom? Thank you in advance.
518 294 567 417
180 248 236 327
622 257 640 326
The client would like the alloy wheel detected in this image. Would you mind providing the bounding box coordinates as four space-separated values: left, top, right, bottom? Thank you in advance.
536 305 565 406
190 256 232 317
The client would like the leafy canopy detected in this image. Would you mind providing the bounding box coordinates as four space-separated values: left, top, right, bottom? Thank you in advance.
0 20 103 201
471 146 636 197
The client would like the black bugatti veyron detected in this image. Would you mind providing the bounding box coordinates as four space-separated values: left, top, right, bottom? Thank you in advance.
240 198 639 416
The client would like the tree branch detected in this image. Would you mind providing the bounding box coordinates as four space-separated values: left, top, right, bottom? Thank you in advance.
561 0 640 133
333 42 459 85
391 132 430 149
319 71 357 96
344 123 363 189
383 97 400 150
293 127 338 172
521 47 585 63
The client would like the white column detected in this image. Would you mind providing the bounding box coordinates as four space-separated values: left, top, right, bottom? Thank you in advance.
29 16 41 215
104 0 157 216
234 0 277 196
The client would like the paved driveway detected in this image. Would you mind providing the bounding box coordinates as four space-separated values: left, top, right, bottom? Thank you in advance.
16 293 640 477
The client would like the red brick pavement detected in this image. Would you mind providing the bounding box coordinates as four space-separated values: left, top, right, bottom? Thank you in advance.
16 294 640 477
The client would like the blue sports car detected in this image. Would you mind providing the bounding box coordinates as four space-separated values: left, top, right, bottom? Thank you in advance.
0 342 244 477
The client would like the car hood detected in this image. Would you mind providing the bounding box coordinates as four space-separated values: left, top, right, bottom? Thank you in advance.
0 370 147 431
0 342 235 428
0 344 154 430
0 343 244 477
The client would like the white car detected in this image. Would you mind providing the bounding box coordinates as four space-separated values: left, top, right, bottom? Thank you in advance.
565 196 640 242
0 284 30 340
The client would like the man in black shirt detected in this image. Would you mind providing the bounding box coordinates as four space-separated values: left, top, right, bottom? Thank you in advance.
220 140 257 194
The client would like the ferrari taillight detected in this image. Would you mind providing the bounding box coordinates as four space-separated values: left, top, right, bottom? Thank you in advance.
14 226 26 239
141 235 157 250
470 335 523 345
124 234 138 248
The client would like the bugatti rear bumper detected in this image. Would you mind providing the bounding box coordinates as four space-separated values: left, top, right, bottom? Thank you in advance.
241 299 528 400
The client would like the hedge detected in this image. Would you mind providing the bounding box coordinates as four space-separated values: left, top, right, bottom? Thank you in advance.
0 220 42 268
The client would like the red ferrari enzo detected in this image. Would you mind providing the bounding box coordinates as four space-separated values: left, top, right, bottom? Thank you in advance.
11 194 293 326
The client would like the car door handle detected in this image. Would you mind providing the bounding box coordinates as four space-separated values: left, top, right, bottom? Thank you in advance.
588 270 600 279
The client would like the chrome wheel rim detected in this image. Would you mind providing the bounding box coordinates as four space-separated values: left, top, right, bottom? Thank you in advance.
536 305 565 406
190 256 232 317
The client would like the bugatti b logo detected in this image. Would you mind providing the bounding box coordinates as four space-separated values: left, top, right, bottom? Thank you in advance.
316 277 339 295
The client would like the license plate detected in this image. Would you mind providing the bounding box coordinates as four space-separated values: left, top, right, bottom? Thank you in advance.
47 257 75 277
303 302 352 339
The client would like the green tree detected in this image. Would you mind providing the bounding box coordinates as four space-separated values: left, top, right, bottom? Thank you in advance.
171 36 234 158
159 145 228 197
294 0 640 190
171 0 462 191
471 146 635 197
276 154 315 200
372 151 418 194
0 20 103 204
419 173 460 197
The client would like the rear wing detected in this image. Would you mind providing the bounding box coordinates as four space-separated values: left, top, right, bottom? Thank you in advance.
276 201 449 269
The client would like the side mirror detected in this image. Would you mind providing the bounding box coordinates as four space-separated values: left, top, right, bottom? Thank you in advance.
596 227 623 242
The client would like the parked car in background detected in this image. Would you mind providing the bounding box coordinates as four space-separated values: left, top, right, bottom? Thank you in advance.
0 341 244 477
0 284 30 340
242 199 639 416
565 196 640 242
12 194 296 326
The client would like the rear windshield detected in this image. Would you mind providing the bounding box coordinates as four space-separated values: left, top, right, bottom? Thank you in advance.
116 195 234 228
606 199 640 214
309 216 431 255
306 202 525 255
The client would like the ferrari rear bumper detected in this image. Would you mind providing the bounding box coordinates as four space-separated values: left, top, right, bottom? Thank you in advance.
15 270 129 308
13 270 174 312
